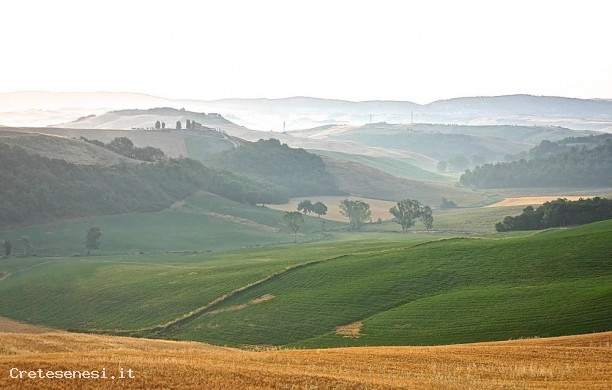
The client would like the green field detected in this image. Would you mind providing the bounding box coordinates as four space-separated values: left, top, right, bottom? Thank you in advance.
0 192 344 256
0 219 610 348
364 205 528 234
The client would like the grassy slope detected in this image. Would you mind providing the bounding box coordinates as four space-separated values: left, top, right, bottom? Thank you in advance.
322 157 493 205
0 239 403 332
163 221 612 347
0 192 342 256
329 126 532 160
0 127 192 158
2 219 607 348
0 132 135 166
409 123 591 144
181 132 237 162
312 149 451 183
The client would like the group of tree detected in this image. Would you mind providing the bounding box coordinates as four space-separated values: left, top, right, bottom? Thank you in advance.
282 212 304 242
185 119 205 130
283 197 436 239
0 144 288 229
209 139 343 197
297 200 328 219
81 137 166 163
154 121 166 129
171 119 207 131
495 197 612 232
389 199 434 232
0 237 33 258
298 200 329 232
460 139 612 188
282 200 330 241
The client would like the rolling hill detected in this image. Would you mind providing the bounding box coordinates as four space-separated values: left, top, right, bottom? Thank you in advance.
0 131 134 166
1 126 193 157
4 92 612 131
312 149 450 182
321 156 492 205
55 107 235 130
0 220 609 347
0 191 341 256
300 123 546 162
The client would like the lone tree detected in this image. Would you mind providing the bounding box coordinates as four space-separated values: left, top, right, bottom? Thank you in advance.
176 120 182 130
297 200 315 215
20 236 32 255
389 199 434 232
161 121 166 129
389 199 422 232
339 199 371 231
155 120 161 129
313 201 328 232
421 206 434 231
85 227 102 255
3 240 11 257
282 211 304 242
186 119 191 130
313 201 328 219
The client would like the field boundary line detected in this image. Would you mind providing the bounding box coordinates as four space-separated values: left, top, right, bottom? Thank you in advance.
91 254 349 336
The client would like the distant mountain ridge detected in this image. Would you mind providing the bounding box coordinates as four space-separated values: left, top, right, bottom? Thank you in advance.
1 91 611 131
54 107 236 130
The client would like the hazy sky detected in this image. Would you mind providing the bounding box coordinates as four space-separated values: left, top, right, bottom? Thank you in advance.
1 0 611 103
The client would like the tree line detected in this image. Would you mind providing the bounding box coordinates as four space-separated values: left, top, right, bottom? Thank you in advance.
495 197 612 232
0 144 288 229
81 137 166 163
460 139 612 188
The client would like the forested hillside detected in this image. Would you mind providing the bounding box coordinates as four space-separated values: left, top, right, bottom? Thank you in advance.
460 139 612 188
0 145 287 228
495 197 612 232
527 133 612 159
209 138 343 197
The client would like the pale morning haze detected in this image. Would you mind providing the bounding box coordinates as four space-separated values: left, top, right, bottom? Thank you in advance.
2 0 612 388
1 0 611 103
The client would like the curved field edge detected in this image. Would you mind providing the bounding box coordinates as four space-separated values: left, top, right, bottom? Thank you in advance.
1 331 611 389
0 239 421 332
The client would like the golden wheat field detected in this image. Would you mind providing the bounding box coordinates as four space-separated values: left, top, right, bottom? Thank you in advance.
0 317 610 390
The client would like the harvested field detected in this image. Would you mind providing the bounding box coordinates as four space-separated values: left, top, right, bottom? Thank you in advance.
0 331 610 389
487 196 594 208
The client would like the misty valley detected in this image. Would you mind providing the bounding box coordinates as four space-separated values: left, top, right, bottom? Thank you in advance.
1 95 611 389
